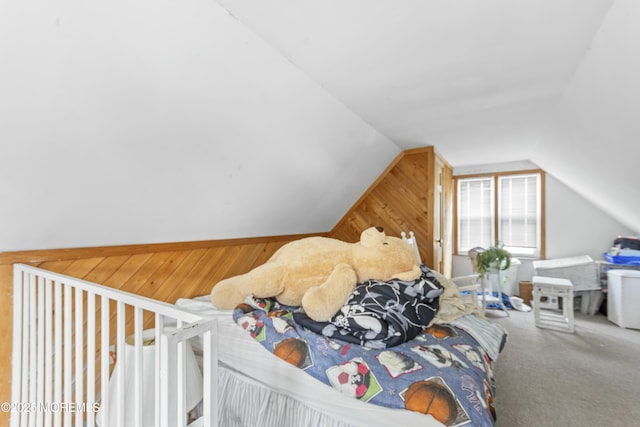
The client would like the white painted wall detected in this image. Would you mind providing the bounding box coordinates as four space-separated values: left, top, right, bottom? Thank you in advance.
451 0 640 286
545 174 634 260
535 0 640 234
1 0 636 257
0 0 399 251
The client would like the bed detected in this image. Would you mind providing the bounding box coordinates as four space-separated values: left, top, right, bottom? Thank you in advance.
10 234 507 427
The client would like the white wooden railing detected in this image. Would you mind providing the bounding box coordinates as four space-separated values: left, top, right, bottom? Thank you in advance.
10 264 217 427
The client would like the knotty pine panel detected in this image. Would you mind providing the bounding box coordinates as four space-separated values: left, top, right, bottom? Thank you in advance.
330 147 436 266
0 234 318 421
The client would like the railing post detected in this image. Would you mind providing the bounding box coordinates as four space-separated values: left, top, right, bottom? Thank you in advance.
202 320 219 427
10 266 24 427
10 264 216 427
159 332 178 427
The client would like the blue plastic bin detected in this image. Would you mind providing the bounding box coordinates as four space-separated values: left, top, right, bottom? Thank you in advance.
603 253 640 265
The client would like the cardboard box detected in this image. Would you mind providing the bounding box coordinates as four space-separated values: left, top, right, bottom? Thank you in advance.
519 281 533 305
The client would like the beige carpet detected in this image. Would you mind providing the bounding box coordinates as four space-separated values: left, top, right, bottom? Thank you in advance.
490 309 640 427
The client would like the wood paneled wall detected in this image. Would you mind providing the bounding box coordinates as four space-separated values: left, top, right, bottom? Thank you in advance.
331 147 429 240
0 147 452 423
0 233 321 424
330 146 450 272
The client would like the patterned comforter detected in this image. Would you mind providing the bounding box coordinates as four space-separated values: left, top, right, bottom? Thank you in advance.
232 267 505 427
294 265 444 349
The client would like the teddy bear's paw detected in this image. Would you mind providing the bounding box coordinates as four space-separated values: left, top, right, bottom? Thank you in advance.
393 264 422 281
301 288 339 322
211 280 247 310
302 264 357 321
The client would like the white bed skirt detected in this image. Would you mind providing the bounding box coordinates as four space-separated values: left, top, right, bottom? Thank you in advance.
178 296 444 427
218 365 353 427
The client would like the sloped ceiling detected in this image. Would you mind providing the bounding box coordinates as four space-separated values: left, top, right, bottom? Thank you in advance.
215 0 640 232
1 0 638 252
1 0 400 251
216 0 611 148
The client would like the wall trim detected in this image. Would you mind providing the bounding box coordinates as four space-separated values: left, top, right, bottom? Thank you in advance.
0 232 327 266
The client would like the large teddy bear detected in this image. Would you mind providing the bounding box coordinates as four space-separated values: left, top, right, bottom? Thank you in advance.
210 226 422 321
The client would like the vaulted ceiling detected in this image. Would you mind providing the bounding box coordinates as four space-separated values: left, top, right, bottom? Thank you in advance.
1 0 638 252
215 0 640 232
216 0 609 153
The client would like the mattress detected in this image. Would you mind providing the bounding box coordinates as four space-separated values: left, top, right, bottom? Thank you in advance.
176 296 446 427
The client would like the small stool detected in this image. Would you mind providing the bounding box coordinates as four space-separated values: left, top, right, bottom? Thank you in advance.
532 276 574 333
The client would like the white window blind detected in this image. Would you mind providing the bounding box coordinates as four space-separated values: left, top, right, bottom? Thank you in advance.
457 172 542 257
498 174 540 256
457 177 494 252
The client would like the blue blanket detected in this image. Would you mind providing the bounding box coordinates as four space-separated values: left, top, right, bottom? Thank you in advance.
232 271 503 426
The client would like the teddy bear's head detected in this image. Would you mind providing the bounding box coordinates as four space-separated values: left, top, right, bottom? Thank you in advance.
351 226 421 282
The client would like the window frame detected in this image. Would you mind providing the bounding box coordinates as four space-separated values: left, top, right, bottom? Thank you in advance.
454 169 546 259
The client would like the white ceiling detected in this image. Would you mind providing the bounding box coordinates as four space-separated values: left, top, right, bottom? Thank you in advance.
215 0 613 157
214 0 640 233
1 0 638 252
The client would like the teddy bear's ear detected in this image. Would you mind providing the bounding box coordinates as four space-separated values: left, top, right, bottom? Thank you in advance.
360 226 386 248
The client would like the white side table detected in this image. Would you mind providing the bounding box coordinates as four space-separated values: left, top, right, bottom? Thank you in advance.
532 276 574 333
482 271 510 316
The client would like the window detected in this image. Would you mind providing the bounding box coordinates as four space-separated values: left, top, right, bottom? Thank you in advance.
457 177 494 252
455 171 544 258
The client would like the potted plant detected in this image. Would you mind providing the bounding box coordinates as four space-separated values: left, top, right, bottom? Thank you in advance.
474 241 512 276
472 242 512 313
